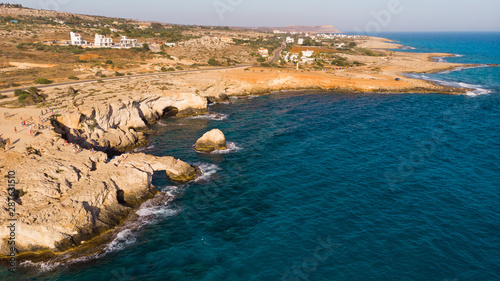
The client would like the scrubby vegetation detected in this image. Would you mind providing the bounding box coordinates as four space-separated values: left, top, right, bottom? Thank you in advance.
17 43 86 54
34 78 53 84
16 87 46 104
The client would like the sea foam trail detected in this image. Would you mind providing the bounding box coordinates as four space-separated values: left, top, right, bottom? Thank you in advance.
405 73 493 96
194 163 221 182
187 112 229 121
105 191 179 253
437 64 491 74
211 142 242 154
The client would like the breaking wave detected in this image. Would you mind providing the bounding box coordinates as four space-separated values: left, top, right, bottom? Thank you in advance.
194 163 220 182
187 112 228 121
211 142 242 154
406 73 492 96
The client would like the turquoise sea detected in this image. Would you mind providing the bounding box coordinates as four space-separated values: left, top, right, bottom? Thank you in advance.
5 32 500 280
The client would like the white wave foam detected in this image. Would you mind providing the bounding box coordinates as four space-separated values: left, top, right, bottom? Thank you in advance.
135 144 155 152
466 88 493 96
104 193 178 253
160 185 180 197
20 260 59 273
187 113 228 121
405 73 493 96
438 64 491 74
209 100 232 105
434 57 447 63
454 54 464 57
103 229 137 253
211 142 242 154
194 163 220 182
136 204 179 217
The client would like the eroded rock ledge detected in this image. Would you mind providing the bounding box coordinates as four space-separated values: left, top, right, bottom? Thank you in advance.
53 92 208 154
0 137 197 257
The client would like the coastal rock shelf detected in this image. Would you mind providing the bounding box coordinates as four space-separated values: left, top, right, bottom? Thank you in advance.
53 92 208 153
0 139 197 256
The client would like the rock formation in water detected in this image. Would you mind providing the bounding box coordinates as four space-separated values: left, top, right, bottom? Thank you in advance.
195 129 227 152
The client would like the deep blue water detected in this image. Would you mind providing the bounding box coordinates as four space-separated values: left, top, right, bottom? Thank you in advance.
5 33 500 281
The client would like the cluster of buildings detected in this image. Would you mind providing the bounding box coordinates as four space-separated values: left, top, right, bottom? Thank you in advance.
69 32 139 49
283 34 361 46
283 49 315 64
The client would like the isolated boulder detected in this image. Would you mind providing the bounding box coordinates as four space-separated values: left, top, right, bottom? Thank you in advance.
195 129 227 152
67 86 76 95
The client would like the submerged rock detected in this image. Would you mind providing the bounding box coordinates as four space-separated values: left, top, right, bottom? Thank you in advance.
195 129 227 152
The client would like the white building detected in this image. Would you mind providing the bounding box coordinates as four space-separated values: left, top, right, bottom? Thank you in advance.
297 38 304 45
302 50 314 58
286 37 295 44
120 36 137 48
70 32 86 45
164 43 176 47
95 34 113 47
258 47 269 58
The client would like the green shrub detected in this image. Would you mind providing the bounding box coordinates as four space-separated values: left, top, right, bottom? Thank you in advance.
161 67 167 72
176 66 183 70
167 67 175 72
68 76 79 80
17 93 31 102
28 87 39 94
14 89 27 96
257 57 266 62
208 58 220 66
34 78 52 84
105 60 113 65
115 71 125 76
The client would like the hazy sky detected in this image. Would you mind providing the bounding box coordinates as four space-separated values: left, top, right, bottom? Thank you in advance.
8 0 500 32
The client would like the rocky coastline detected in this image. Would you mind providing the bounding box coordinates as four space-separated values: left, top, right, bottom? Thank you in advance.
0 39 492 263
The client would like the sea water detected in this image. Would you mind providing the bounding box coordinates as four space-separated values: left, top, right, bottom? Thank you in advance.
5 32 500 281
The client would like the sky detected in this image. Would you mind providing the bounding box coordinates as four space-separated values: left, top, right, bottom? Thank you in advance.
6 0 500 32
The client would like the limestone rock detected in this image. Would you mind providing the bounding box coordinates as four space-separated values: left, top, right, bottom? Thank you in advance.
0 143 198 256
195 129 227 152
67 86 76 95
